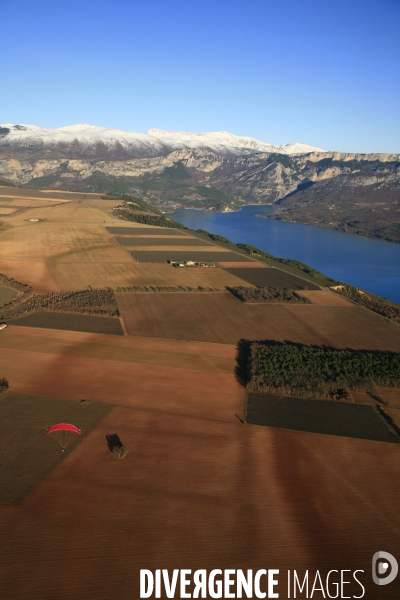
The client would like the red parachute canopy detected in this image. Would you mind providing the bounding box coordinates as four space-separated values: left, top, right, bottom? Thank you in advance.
46 424 81 435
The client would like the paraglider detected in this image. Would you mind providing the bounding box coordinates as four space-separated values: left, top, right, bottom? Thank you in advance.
46 423 81 452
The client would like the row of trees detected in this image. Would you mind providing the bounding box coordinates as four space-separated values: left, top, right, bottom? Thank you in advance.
116 286 219 292
248 341 400 400
331 284 400 319
0 272 31 295
2 289 120 320
227 286 310 304
235 244 331 279
118 211 189 229
196 230 234 244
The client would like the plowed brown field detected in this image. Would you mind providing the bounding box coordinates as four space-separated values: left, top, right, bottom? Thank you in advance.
0 260 59 292
48 262 247 290
0 326 243 421
0 221 130 262
1 190 399 600
296 289 354 305
0 406 398 599
117 292 400 350
217 260 266 267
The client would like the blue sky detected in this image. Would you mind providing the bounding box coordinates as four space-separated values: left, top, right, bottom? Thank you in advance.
1 0 399 153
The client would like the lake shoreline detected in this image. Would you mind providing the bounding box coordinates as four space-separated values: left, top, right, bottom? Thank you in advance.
170 206 400 303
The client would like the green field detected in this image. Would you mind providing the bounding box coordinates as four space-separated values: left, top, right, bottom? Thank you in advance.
9 312 124 335
246 392 399 443
224 267 321 289
0 287 18 308
0 393 111 503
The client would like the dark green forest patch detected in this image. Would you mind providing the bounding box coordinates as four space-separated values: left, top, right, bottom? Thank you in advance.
227 286 311 303
248 341 400 400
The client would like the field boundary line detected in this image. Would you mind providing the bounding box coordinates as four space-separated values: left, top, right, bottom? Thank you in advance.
119 316 128 336
0 346 237 375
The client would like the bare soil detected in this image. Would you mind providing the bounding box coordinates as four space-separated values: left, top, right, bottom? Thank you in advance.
0 326 244 421
48 262 247 290
296 289 354 305
0 392 111 503
117 292 400 350
0 261 59 293
0 406 398 599
129 250 254 263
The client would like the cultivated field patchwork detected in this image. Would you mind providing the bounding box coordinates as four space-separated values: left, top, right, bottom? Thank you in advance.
117 291 400 349
0 189 399 600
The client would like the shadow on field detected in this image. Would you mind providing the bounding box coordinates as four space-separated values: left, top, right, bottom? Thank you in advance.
235 338 252 386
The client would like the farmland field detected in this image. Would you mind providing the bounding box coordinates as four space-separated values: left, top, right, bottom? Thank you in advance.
9 311 124 335
217 260 266 267
296 289 354 305
0 260 59 292
0 404 399 599
0 188 103 201
129 250 254 262
0 189 399 600
116 236 213 246
117 291 400 350
0 392 111 503
0 326 244 421
0 207 19 215
246 392 399 443
225 266 321 289
106 226 190 236
47 262 247 290
0 286 18 307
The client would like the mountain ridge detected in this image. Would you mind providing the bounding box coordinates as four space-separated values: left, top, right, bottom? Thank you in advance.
0 123 324 160
0 124 398 243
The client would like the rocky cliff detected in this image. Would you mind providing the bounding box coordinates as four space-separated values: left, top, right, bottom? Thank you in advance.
0 140 399 242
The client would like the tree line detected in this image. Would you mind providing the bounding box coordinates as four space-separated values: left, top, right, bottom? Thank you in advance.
331 284 400 319
227 286 311 304
117 211 189 229
116 285 219 292
2 288 120 320
248 341 400 401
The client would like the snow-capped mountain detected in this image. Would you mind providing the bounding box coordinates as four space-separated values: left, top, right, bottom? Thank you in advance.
0 123 324 160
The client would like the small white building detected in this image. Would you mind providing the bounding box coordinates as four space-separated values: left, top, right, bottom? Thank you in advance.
0 323 7 331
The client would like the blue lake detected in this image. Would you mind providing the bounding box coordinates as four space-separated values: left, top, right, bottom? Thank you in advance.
170 205 400 304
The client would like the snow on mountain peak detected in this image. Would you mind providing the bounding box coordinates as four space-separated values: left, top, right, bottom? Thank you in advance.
0 123 324 157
